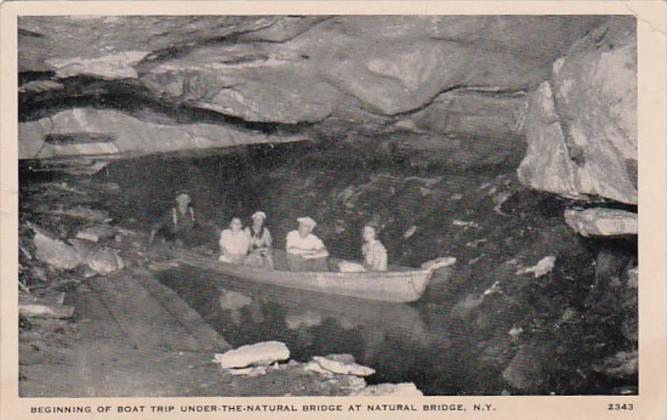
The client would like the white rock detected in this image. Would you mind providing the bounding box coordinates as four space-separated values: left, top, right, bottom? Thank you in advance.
403 225 418 239
303 361 334 376
516 256 556 278
421 256 456 271
564 208 637 237
88 248 124 274
225 366 267 377
508 326 523 339
19 302 74 319
214 341 290 369
33 230 81 270
355 382 423 396
75 224 116 242
311 356 375 377
483 280 502 295
452 219 479 229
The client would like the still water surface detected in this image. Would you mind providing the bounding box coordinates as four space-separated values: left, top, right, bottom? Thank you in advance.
157 266 504 395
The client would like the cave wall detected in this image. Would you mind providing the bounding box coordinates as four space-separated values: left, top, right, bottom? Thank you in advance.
517 17 637 205
18 15 605 163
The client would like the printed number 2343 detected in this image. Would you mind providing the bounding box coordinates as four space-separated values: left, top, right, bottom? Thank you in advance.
608 403 633 411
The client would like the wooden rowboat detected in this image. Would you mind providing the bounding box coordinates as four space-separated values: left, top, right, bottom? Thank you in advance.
166 248 448 303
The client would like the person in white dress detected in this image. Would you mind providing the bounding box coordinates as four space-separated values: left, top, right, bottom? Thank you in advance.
218 217 250 264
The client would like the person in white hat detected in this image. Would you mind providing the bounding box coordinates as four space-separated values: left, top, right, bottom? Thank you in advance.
286 217 329 271
243 211 274 269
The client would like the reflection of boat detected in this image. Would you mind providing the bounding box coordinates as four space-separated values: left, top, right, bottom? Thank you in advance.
170 248 445 303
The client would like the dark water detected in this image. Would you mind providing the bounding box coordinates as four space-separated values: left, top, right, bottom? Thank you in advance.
86 141 634 395
156 266 505 395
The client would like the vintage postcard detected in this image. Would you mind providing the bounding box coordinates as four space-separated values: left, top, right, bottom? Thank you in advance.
1 1 665 419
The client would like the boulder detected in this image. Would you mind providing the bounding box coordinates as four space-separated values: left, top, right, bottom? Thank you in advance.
75 224 117 242
213 341 290 369
309 355 375 377
355 382 423 396
564 208 637 237
87 248 124 275
32 229 81 270
518 17 637 204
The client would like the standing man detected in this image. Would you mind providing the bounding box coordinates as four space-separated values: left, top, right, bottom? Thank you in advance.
149 192 197 246
286 217 329 272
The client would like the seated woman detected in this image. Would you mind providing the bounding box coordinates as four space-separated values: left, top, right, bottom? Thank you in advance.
338 223 388 272
218 217 250 264
286 217 329 272
243 211 274 269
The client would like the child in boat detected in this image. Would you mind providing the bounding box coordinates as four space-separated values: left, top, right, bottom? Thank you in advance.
286 217 329 272
218 217 250 264
338 223 388 272
361 224 388 271
243 211 274 269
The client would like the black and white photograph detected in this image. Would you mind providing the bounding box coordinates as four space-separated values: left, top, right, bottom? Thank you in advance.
8 9 651 405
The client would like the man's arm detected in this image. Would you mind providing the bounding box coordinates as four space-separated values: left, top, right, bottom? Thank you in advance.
302 238 329 259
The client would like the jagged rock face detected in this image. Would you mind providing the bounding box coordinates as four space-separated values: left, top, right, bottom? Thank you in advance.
19 15 604 162
19 107 306 159
518 17 637 204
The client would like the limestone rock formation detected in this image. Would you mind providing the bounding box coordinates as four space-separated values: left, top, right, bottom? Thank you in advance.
19 108 306 159
564 208 638 237
518 17 637 204
19 16 605 161
32 229 82 270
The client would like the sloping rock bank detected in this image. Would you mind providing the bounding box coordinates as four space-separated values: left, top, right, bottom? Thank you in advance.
19 16 603 162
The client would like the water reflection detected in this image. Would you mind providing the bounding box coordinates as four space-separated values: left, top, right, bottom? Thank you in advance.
157 265 457 389
218 290 253 326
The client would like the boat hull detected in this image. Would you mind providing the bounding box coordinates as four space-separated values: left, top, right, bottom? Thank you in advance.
172 249 439 303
